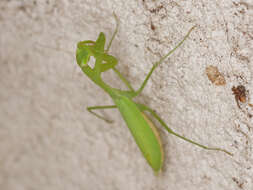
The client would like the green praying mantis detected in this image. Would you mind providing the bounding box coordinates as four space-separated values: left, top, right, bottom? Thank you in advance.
76 14 232 173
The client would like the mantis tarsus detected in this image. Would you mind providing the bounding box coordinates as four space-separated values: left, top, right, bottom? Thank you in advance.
76 14 232 173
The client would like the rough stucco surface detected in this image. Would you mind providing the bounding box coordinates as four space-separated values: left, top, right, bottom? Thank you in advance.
1 0 253 189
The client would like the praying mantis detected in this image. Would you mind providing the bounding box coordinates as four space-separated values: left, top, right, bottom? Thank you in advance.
76 14 232 173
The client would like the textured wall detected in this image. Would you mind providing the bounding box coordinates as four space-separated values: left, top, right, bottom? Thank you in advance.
1 0 253 189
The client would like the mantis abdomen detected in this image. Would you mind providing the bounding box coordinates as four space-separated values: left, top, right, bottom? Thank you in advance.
114 96 163 172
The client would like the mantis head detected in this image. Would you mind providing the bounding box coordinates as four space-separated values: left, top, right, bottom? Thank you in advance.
76 32 118 81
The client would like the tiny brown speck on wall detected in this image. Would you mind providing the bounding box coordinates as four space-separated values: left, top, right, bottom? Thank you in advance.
206 65 226 86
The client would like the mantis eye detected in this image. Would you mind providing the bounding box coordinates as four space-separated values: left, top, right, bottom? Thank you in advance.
76 47 90 68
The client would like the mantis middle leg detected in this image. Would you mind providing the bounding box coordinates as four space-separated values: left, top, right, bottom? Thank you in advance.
87 105 117 123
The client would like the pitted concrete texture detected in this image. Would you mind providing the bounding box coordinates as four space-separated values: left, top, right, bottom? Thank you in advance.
0 0 253 190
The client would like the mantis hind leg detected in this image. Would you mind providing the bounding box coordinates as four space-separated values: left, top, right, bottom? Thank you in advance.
137 103 233 156
87 105 117 123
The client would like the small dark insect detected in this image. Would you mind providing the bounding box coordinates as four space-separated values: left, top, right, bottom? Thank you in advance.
151 22 155 31
232 85 247 108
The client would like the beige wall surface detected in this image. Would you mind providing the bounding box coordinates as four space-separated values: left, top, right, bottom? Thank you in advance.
1 0 253 190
